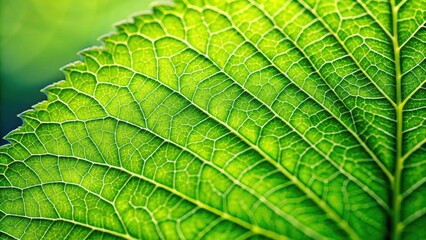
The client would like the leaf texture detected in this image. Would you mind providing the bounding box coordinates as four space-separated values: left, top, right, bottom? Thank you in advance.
0 0 425 239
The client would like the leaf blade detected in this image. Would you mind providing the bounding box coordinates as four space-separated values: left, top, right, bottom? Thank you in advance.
1 0 425 239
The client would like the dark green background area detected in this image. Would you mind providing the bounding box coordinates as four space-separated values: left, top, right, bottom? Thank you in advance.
0 0 152 144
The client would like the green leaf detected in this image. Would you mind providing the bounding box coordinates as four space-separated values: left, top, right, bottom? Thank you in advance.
1 0 425 239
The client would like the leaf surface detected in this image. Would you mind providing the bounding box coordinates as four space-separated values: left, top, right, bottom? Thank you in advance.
1 0 425 239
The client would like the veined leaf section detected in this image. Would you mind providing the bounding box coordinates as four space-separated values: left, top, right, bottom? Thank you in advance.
1 0 425 239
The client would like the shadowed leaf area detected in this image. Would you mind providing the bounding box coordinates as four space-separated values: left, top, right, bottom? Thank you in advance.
0 0 425 239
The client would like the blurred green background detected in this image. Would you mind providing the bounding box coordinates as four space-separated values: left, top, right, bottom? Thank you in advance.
0 0 152 144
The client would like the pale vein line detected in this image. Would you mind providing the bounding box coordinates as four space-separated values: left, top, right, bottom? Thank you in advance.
5 155 62 221
295 0 397 107
17 144 289 240
41 60 336 239
104 30 380 240
402 207 426 227
19 83 299 239
62 82 317 239
0 212 135 240
141 17 390 213
402 81 426 106
354 0 393 39
391 1 405 239
150 28 389 214
400 24 426 49
397 0 409 9
401 138 426 163
0 231 19 240
1 182 126 234
1 1 422 238
401 176 426 198
218 0 394 187
39 220 54 239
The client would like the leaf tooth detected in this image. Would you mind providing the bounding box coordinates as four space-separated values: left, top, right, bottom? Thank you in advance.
77 47 105 68
16 112 40 131
17 109 38 121
131 13 160 32
40 80 67 95
151 3 176 16
98 16 139 45
59 61 86 73
0 148 14 165
2 105 44 144
23 101 50 117
95 14 137 43
1 79 68 144
80 48 114 70
77 46 105 57
112 19 135 32
111 6 160 32
97 31 117 44
2 128 24 145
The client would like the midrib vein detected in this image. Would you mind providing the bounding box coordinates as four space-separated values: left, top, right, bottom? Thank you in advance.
391 1 403 240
